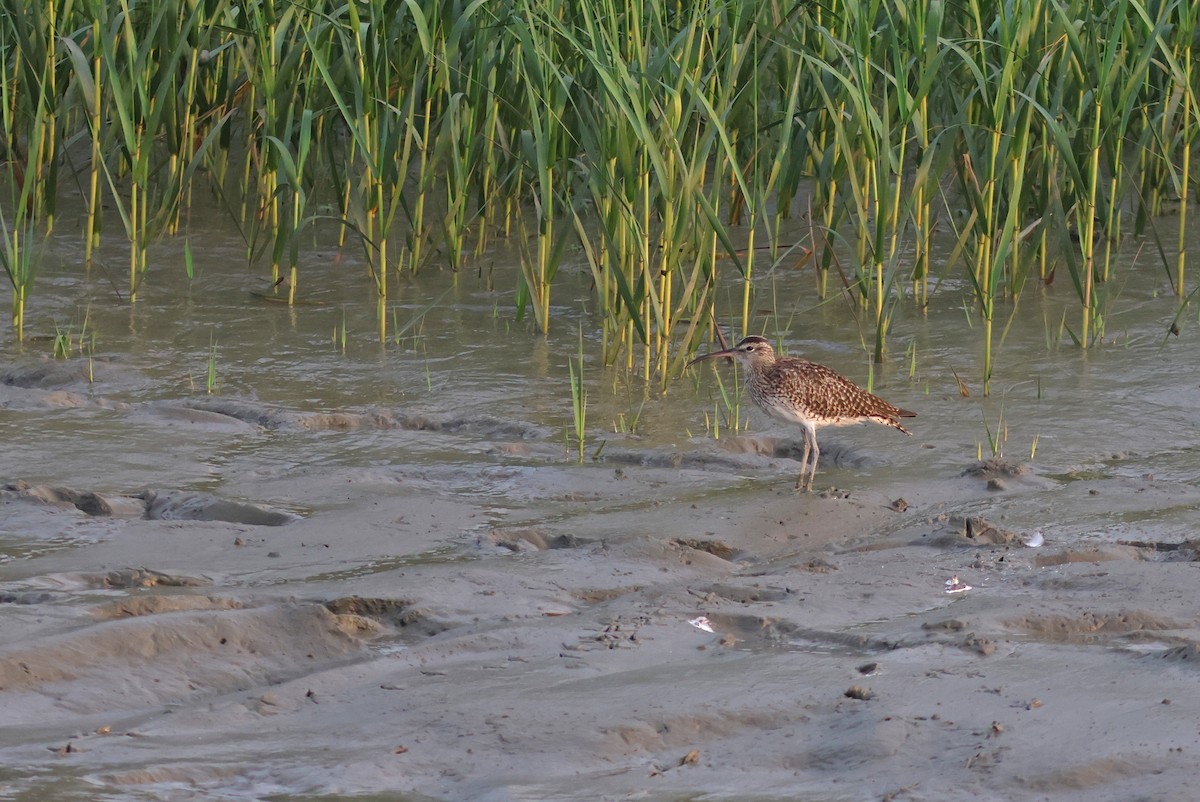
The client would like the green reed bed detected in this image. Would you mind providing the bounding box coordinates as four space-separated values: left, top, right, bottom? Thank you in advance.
0 0 1196 393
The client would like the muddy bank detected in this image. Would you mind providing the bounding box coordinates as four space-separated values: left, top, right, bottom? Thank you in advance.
4 241 1200 800
4 429 1200 801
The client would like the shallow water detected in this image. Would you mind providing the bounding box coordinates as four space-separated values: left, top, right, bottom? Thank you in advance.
6 215 1198 525
3 203 1200 801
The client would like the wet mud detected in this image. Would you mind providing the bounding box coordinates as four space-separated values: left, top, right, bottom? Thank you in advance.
3 232 1200 801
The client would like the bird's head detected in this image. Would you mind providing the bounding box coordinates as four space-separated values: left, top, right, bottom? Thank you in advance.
686 335 777 369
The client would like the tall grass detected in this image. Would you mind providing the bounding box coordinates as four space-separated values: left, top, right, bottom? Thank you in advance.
0 0 1195 391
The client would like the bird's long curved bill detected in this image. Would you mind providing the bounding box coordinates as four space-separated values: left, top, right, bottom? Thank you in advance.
685 348 737 368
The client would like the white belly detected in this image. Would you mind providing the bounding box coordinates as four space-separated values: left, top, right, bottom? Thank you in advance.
760 399 868 429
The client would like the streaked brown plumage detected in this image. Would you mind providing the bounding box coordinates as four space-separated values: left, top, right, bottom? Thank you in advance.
687 335 916 491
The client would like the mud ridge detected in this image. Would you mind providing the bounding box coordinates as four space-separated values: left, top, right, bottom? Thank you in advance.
1 482 301 526
144 489 301 526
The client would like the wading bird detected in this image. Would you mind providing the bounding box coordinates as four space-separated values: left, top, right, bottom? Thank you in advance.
688 336 916 491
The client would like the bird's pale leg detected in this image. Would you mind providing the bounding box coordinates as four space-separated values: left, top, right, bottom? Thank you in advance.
796 435 811 491
807 430 821 492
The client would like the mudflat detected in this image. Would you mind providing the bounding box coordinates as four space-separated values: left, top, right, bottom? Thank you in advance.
3 380 1200 801
4 249 1200 801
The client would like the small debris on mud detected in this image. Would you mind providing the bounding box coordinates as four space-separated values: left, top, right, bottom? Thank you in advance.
944 576 972 594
